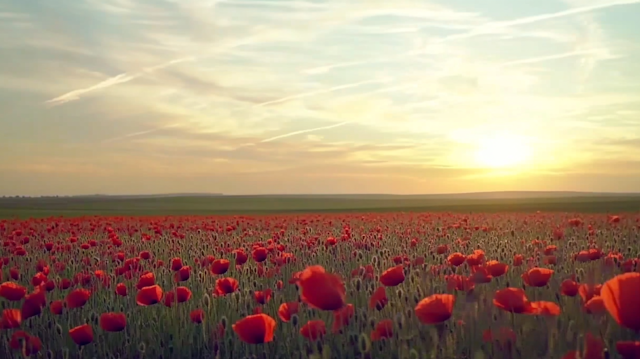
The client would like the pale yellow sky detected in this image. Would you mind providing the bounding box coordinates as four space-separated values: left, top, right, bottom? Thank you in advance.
1 0 639 195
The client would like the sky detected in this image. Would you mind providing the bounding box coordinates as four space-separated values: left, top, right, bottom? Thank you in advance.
1 0 639 196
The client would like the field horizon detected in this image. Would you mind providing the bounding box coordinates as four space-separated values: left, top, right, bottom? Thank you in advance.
1 191 639 219
5 190 640 200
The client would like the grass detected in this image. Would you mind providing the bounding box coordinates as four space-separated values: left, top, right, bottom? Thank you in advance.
1 194 639 218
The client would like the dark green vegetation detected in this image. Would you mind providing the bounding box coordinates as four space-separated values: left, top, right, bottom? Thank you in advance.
1 192 640 218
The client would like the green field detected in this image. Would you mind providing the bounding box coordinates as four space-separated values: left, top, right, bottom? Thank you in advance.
1 193 639 219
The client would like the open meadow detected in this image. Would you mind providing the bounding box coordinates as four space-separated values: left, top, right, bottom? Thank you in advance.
1 196 639 358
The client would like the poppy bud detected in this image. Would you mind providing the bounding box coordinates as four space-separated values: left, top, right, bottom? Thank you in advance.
202 293 212 310
358 333 371 353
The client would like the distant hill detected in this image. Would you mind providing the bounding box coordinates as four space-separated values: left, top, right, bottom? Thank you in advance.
217 191 640 200
3 191 639 200
1 191 639 219
69 193 224 199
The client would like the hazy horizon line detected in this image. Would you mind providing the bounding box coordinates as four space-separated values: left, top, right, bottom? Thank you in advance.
4 190 640 198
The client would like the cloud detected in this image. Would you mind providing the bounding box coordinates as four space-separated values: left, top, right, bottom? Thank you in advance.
44 57 195 106
2 0 640 195
101 123 183 143
260 122 351 143
303 0 639 74
254 79 392 107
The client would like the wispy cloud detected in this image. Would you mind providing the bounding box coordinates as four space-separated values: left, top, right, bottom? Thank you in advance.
101 123 182 144
305 0 639 74
44 57 195 106
254 79 392 107
260 121 351 143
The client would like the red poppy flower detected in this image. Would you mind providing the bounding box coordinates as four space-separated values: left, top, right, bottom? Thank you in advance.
447 253 466 266
214 278 239 297
115 283 128 297
66 288 91 309
20 289 46 321
522 268 554 287
579 283 602 303
252 248 268 263
298 265 346 311
300 320 326 340
254 289 273 305
332 303 354 333
415 294 455 324
370 319 393 341
99 312 126 332
50 300 64 315
190 309 205 324
0 282 27 301
235 250 248 265
601 273 640 331
584 296 606 315
380 265 405 287
446 275 475 293
136 285 163 306
0 309 21 329
175 266 191 282
211 259 230 275
531 301 561 316
170 258 184 271
163 291 176 307
485 260 509 277
513 254 524 266
369 286 388 310
136 272 156 290
69 324 94 346
436 245 448 255
232 314 276 344
466 250 485 266
493 288 536 314
470 266 492 284
176 286 192 303
277 302 299 322
560 279 579 297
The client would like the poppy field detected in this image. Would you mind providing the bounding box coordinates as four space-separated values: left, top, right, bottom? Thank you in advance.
1 212 639 359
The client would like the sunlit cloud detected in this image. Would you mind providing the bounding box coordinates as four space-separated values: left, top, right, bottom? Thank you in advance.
44 57 195 106
260 121 351 143
0 0 639 195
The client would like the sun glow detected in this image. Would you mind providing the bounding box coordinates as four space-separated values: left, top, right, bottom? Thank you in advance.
474 134 532 168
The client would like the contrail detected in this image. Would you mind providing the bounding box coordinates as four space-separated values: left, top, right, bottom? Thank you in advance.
101 123 181 144
497 48 607 68
482 0 639 28
254 79 391 107
302 0 639 75
44 73 138 106
45 57 195 107
260 121 350 143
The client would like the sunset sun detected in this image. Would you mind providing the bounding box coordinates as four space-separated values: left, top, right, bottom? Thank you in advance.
474 134 532 169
